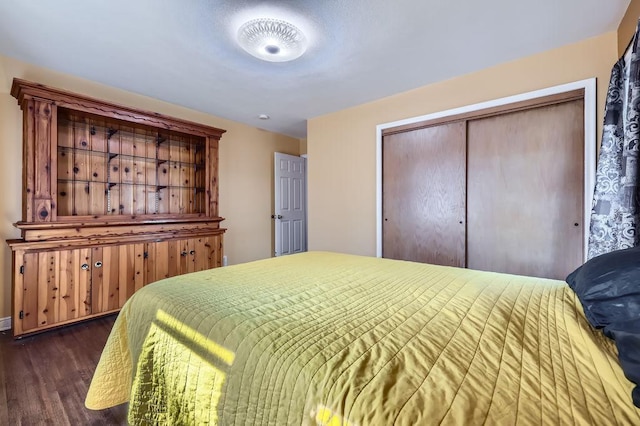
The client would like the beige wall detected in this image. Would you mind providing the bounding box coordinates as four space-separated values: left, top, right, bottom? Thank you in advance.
307 32 618 257
0 54 299 320
618 0 640 55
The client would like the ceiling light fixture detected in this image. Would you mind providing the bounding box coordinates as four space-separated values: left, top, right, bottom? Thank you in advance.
237 18 307 62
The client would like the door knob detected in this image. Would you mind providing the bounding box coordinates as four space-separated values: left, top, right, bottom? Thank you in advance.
271 214 283 219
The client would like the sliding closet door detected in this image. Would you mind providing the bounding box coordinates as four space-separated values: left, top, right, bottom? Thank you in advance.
382 122 466 266
466 99 584 279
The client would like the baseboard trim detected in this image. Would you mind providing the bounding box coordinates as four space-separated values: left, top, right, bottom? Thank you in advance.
0 316 11 332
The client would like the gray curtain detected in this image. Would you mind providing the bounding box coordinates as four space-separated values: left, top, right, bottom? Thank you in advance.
588 24 640 259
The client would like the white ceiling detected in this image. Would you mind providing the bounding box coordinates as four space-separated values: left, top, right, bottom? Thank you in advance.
0 0 630 138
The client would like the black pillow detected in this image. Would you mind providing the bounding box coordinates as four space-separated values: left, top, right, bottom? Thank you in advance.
566 246 640 328
608 327 640 407
565 245 640 408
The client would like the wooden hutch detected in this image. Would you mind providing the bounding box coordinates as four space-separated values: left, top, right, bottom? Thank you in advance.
7 79 226 337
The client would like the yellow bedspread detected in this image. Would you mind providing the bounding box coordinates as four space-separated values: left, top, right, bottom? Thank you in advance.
86 252 640 425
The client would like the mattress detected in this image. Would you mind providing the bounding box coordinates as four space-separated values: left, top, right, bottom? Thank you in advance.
86 251 640 424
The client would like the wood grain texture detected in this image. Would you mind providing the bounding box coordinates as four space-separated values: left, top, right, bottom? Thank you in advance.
12 251 25 336
15 78 225 222
11 79 225 138
118 244 135 307
467 99 584 279
36 252 49 327
168 240 180 277
117 243 145 305
78 248 92 317
212 139 219 217
180 239 195 274
382 122 467 266
46 251 60 325
0 316 127 425
50 106 59 221
148 241 170 284
10 79 226 337
22 253 39 332
90 247 103 314
145 243 157 285
101 246 120 311
57 132 74 216
143 236 221 286
22 101 34 222
194 237 207 271
133 243 145 293
58 249 80 322
33 101 53 200
382 89 584 136
16 249 89 334
33 199 52 224
55 113 209 217
206 234 223 268
215 235 223 267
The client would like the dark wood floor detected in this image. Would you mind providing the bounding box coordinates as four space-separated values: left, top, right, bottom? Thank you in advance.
0 316 128 425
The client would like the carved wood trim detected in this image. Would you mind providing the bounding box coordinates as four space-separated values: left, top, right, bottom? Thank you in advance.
11 79 226 139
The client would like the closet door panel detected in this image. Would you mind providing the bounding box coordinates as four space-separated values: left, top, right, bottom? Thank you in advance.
466 100 584 279
382 122 466 266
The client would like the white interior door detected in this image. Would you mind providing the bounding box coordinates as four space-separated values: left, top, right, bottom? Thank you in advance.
274 153 307 256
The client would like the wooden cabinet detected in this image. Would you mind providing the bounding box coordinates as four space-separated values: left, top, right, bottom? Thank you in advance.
7 79 227 336
11 234 223 336
145 235 223 283
55 109 210 217
13 247 92 333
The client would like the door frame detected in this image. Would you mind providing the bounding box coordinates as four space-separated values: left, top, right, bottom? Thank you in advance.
375 78 597 261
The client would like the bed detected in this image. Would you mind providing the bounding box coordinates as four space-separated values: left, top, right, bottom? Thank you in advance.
86 251 640 425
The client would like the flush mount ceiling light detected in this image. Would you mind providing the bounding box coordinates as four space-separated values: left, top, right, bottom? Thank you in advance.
237 18 307 62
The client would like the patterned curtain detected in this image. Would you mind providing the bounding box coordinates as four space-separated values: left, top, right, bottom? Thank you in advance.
588 23 640 259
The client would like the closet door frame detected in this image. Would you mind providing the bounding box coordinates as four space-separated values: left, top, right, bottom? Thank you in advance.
375 78 596 262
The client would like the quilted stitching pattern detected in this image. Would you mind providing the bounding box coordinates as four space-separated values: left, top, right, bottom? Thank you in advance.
86 252 640 424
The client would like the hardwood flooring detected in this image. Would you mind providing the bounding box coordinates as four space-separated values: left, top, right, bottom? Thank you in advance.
0 316 127 425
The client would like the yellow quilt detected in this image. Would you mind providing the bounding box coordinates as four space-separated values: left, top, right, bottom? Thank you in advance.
86 252 640 425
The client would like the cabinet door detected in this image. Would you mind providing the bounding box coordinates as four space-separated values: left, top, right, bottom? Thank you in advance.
144 235 223 286
145 240 171 285
188 235 223 272
14 248 91 335
117 243 145 308
179 239 196 274
12 236 222 335
204 234 223 269
91 245 122 314
143 239 182 286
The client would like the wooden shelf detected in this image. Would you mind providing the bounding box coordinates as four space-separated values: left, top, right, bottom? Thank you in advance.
8 78 227 337
56 109 209 217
